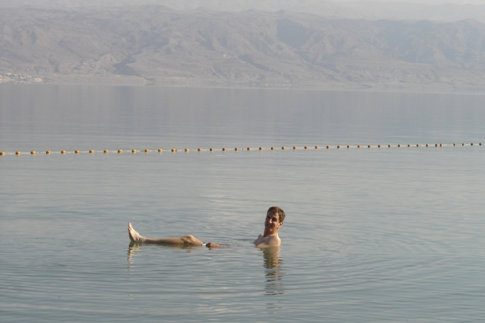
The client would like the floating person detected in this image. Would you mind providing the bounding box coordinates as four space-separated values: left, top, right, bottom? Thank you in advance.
128 206 285 248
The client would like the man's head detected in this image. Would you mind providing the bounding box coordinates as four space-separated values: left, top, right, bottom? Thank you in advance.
267 206 285 223
264 206 285 235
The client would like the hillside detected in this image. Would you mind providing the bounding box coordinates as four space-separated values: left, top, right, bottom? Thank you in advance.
1 5 485 91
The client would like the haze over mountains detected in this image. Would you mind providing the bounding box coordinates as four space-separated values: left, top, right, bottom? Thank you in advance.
1 1 485 91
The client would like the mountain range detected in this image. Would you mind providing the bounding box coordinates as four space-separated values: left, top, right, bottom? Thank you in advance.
1 4 485 91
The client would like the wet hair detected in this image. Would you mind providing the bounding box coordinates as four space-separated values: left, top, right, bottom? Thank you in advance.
267 206 285 223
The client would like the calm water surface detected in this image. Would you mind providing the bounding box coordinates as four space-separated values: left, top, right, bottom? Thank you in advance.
1 85 485 322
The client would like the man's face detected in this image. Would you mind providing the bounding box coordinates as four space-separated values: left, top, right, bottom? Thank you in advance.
265 211 282 233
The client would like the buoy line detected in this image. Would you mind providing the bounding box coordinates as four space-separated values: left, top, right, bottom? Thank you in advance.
0 142 482 157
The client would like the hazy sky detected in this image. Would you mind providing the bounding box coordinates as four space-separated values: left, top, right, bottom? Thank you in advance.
2 0 485 21
2 0 485 5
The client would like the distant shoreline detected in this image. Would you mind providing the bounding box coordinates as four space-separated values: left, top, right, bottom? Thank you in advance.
1 80 484 96
0 76 485 94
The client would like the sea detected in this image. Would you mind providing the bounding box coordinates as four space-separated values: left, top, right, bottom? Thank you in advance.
1 85 485 322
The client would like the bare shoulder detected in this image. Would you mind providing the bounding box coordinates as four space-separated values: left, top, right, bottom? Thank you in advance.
254 234 281 248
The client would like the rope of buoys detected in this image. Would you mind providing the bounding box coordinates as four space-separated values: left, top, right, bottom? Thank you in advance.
0 142 482 157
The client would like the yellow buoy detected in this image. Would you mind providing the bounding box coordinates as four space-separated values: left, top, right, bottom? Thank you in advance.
222 147 226 152
31 150 36 155
314 145 319 149
118 149 123 154
132 149 137 154
210 148 214 152
185 148 190 152
0 151 5 156
61 150 66 154
145 148 150 153
197 148 202 152
259 147 263 151
247 147 251 151
158 148 163 153
104 149 109 154
74 150 80 154
89 149 95 154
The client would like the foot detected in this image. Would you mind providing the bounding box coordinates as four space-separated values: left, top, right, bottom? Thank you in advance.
128 222 145 242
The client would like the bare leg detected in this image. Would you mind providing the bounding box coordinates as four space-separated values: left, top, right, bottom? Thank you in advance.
128 223 204 247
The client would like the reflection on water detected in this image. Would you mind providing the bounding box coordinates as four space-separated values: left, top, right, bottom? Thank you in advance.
261 247 284 296
127 241 200 265
2 85 485 152
127 243 141 266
